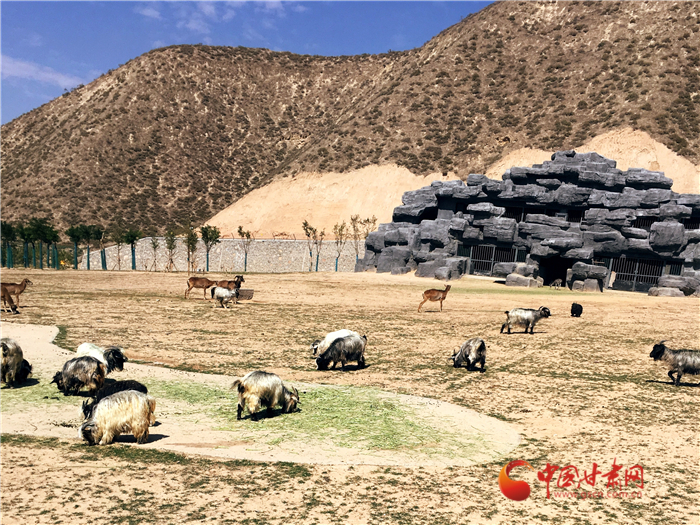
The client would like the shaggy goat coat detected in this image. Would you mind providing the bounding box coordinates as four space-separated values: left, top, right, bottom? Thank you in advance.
311 329 355 356
650 342 700 386
52 356 106 396
232 371 299 421
452 338 487 372
501 306 551 334
316 334 368 371
211 286 238 308
76 343 128 374
79 390 156 445
82 380 149 420
1 338 26 387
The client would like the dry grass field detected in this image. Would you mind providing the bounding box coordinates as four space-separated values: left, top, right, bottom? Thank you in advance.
1 268 698 524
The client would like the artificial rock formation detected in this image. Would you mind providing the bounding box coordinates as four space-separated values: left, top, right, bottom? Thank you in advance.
357 151 700 295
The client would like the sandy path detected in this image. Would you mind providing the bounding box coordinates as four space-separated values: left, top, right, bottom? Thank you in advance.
1 322 520 467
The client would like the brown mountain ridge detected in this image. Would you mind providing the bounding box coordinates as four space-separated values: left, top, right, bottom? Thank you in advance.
1 1 698 231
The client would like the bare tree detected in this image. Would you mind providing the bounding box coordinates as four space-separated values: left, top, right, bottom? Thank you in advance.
333 220 348 272
350 214 377 263
164 228 178 272
237 226 255 272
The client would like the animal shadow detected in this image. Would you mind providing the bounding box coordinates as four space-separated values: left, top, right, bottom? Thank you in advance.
1 378 40 389
113 433 168 444
645 379 700 388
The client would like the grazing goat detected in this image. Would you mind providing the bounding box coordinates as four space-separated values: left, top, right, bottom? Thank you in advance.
549 279 563 290
51 356 106 396
650 341 700 386
571 303 583 317
501 306 551 334
0 278 32 308
185 277 217 299
232 371 299 421
418 285 451 312
81 380 150 420
79 390 156 445
311 329 355 356
76 343 128 374
1 338 28 387
316 334 368 371
212 275 245 295
1 285 19 314
212 286 238 308
452 338 487 372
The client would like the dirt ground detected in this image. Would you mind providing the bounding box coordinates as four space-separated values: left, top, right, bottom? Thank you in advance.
1 268 698 524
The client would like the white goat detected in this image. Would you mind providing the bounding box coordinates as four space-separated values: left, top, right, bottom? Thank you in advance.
212 286 238 308
311 329 356 356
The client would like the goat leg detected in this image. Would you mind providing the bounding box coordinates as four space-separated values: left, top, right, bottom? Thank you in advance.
237 403 244 420
674 371 682 386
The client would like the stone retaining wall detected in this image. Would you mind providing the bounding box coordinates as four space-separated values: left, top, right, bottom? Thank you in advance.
79 238 365 273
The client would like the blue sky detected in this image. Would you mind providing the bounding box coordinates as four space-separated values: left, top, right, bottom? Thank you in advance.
1 1 491 125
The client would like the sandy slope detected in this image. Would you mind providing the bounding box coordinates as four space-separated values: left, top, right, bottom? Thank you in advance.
208 128 699 239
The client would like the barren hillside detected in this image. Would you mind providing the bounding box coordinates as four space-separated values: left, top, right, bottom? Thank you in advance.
1 1 698 231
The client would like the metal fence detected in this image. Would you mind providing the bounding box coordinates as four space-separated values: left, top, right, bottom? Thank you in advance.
609 256 664 292
461 244 526 276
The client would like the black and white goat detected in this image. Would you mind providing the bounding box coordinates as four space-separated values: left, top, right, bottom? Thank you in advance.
316 333 368 371
1 338 31 387
571 303 583 317
650 341 700 386
501 306 551 334
82 380 150 420
452 338 487 372
310 329 355 356
232 371 299 421
79 390 156 445
76 343 128 374
52 356 106 396
211 286 238 308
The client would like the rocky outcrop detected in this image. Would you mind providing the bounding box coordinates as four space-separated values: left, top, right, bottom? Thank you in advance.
358 151 700 294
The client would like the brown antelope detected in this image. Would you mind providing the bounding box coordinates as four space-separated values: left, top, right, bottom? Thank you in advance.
1 285 19 314
0 279 32 308
214 275 245 292
185 277 217 299
418 285 451 312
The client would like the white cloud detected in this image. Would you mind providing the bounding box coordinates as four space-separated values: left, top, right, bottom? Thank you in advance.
134 5 162 20
23 33 43 48
1 56 83 89
198 2 217 18
177 16 211 34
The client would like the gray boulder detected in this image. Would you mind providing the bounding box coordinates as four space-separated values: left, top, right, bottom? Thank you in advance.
657 275 700 295
482 218 517 242
649 222 686 253
648 287 685 297
505 274 542 288
625 168 673 189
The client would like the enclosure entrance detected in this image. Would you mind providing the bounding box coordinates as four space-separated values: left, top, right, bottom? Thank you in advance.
462 244 526 276
538 256 574 286
608 257 665 293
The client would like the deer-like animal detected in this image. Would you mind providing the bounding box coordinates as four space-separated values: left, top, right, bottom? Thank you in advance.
0 279 32 308
185 277 217 299
1 285 19 314
418 285 451 312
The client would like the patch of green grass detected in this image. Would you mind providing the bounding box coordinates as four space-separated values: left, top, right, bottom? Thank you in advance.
53 325 69 349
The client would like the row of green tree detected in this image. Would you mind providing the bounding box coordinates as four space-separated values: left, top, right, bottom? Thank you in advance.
1 215 376 273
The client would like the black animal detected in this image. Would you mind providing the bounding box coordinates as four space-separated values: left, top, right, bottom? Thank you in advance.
316 334 368 371
571 303 583 317
81 380 149 420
